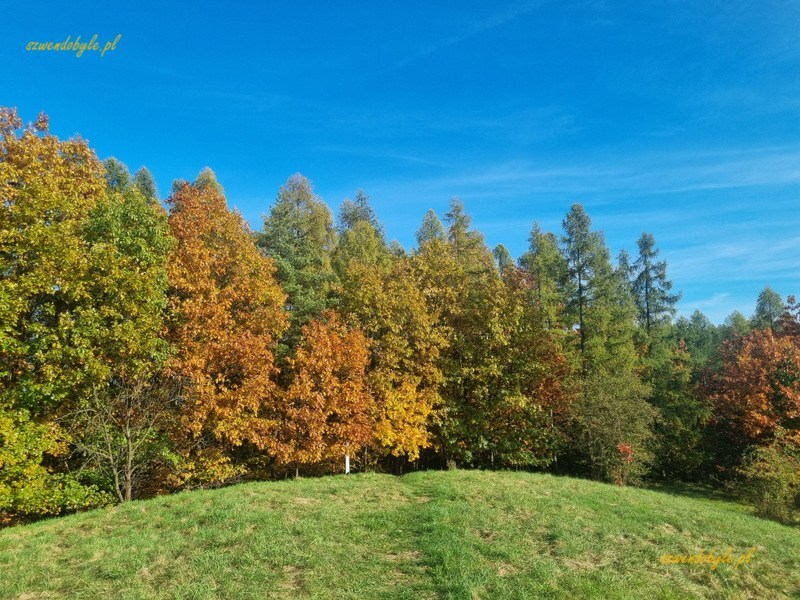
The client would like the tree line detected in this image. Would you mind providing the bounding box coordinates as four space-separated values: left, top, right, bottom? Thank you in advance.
1 109 798 525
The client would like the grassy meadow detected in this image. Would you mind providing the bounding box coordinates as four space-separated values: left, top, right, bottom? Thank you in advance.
1 470 798 599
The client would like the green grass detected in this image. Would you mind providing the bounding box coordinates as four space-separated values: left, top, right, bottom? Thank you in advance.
1 470 798 599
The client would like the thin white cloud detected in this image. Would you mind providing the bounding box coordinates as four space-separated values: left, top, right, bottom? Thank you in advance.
369 145 800 199
405 1 545 63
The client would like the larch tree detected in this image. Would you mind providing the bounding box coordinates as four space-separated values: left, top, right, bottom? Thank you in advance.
415 208 446 246
103 157 131 193
166 171 288 487
561 204 601 368
751 285 785 332
331 193 390 283
337 189 384 239
258 174 338 356
627 233 699 479
132 166 159 203
519 222 570 330
560 204 655 483
631 233 681 335
492 244 514 273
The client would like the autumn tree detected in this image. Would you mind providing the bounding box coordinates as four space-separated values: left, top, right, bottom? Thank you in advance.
486 266 573 467
0 109 114 519
274 311 375 473
426 202 508 465
331 193 390 282
710 328 800 449
69 165 175 501
412 201 572 468
340 254 447 462
0 410 107 525
166 171 288 486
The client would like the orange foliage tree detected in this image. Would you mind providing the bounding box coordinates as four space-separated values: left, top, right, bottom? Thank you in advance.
711 327 800 448
274 311 375 472
165 172 288 486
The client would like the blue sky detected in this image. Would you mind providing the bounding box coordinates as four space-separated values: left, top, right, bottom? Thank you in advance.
4 1 799 323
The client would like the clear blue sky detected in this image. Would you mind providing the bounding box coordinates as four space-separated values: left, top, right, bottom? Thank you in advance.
4 1 799 323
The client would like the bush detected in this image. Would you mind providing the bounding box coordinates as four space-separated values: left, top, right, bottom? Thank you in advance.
733 432 800 523
0 408 111 525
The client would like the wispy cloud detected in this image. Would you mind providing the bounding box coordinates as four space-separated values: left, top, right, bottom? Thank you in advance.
404 1 545 63
668 236 800 283
370 145 800 201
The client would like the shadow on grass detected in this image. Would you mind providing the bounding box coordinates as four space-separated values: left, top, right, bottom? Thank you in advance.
644 481 736 503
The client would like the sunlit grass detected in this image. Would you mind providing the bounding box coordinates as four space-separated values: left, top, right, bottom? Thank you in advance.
1 470 798 599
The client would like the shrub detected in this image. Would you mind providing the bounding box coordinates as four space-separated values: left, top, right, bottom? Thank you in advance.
733 432 800 523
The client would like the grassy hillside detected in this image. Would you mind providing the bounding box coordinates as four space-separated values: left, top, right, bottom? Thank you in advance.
0 470 798 599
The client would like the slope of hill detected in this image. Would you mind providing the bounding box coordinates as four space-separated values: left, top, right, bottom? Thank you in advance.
1 470 798 599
